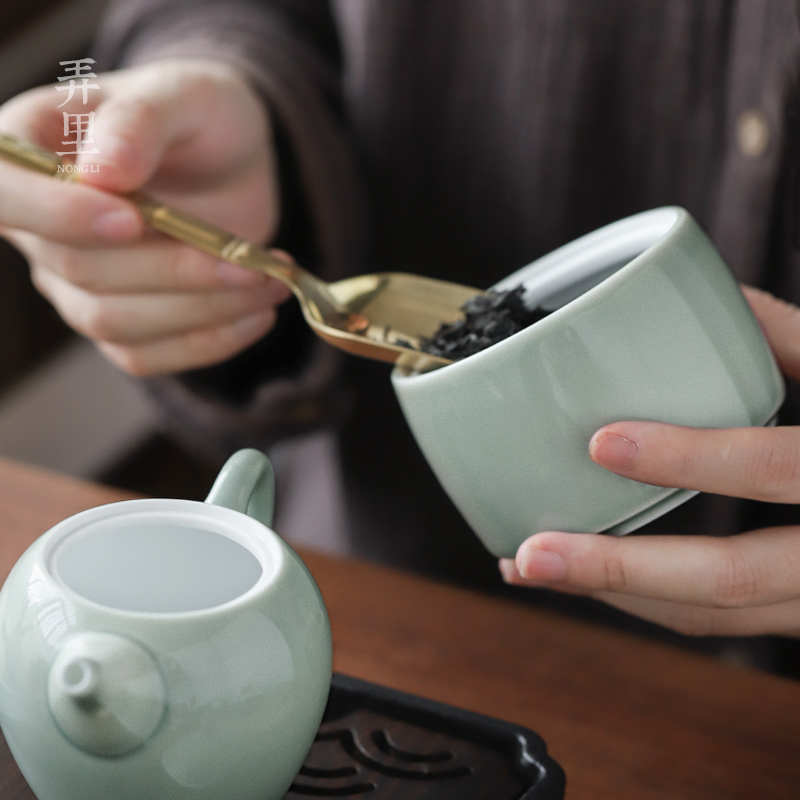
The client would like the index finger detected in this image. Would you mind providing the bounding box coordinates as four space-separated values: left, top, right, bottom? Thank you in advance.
0 160 142 245
589 421 800 504
0 87 144 245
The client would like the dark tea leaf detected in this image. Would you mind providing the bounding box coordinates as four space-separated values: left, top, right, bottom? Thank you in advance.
421 286 550 360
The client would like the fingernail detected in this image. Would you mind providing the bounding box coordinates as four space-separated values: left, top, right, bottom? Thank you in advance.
83 134 136 170
216 261 266 286
91 209 141 241
269 248 295 264
252 279 293 305
498 559 518 583
517 548 567 582
232 310 274 337
499 558 551 587
590 431 639 471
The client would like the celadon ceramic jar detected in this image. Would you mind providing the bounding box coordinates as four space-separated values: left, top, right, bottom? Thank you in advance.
0 449 331 800
392 207 785 558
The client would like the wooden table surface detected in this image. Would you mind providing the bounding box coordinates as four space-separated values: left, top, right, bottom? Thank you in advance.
1 456 799 799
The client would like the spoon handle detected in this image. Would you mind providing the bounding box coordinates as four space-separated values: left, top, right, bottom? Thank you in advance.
127 190 294 277
0 132 297 284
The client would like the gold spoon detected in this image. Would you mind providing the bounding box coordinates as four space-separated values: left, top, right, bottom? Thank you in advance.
0 133 485 373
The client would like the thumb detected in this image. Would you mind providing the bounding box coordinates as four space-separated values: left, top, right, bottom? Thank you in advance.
75 93 179 194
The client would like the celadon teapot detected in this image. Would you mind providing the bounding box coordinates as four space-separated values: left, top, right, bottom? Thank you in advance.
0 449 332 800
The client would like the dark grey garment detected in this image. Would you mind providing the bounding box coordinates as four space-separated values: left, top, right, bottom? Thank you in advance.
93 1 800 590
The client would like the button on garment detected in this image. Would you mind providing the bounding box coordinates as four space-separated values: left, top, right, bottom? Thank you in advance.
736 109 771 158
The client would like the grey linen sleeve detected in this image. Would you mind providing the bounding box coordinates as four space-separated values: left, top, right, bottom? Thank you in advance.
92 0 366 460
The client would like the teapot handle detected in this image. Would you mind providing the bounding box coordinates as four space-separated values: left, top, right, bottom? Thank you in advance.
205 449 275 527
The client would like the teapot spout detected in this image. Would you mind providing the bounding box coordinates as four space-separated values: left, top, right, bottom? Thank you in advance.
47 632 166 757
54 656 102 711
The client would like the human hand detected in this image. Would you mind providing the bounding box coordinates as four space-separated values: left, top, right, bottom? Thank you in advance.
0 58 291 376
501 286 800 637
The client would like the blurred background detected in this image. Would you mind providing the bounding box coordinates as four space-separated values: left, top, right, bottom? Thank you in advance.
0 0 221 499
4 1 800 681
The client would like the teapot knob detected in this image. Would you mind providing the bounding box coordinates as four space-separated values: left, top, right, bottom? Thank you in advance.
47 632 166 757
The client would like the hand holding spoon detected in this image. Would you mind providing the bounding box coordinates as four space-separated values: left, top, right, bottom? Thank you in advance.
0 133 485 373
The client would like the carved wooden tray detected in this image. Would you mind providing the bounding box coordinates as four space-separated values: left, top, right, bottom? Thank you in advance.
286 673 565 798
